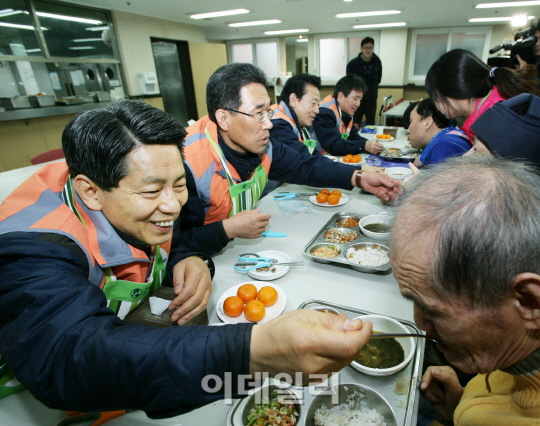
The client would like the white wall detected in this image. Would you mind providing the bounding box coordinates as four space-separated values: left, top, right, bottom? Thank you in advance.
378 28 408 86
112 10 206 96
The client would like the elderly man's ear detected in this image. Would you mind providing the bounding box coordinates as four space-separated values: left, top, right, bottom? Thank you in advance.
513 273 540 329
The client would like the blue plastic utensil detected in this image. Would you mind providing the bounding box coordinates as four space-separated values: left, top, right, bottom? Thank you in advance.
237 252 273 262
262 231 287 237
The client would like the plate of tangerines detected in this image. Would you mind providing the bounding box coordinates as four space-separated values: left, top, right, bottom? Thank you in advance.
216 282 286 324
310 188 348 207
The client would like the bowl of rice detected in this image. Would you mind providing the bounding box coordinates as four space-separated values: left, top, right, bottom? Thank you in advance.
350 314 416 376
359 215 391 241
345 243 391 273
306 383 396 426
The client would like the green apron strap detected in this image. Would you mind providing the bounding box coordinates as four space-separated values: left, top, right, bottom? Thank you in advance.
476 89 493 118
0 357 24 398
205 126 269 216
103 247 166 320
301 127 316 154
337 106 350 140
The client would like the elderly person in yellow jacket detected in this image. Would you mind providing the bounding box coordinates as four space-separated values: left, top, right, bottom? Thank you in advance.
390 155 540 426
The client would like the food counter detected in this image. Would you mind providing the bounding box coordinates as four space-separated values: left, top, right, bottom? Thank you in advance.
0 129 421 426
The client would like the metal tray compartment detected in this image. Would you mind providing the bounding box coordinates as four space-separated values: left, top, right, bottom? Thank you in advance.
226 300 425 426
0 96 31 109
28 95 55 107
303 212 391 273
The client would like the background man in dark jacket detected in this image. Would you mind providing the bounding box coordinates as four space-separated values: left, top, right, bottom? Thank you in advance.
346 36 383 126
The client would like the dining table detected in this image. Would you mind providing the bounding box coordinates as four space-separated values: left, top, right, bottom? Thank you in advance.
0 128 423 426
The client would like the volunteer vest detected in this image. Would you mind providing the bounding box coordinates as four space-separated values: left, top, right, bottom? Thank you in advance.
271 101 302 143
0 162 171 306
319 94 353 135
183 116 272 224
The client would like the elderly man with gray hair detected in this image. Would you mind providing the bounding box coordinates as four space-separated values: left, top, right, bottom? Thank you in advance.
390 155 540 426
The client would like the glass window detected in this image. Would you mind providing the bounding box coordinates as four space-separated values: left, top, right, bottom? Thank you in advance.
0 0 42 57
255 41 278 78
34 0 114 58
413 33 448 76
231 43 253 63
451 32 486 58
319 38 345 78
410 27 491 81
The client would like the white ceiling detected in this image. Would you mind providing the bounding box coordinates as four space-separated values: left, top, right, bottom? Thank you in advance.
58 0 540 40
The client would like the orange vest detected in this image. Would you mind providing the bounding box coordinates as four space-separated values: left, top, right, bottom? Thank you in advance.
0 162 170 288
271 102 303 143
183 116 272 224
319 94 353 135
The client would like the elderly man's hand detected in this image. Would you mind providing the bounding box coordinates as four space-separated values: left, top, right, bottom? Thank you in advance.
249 310 372 380
365 140 384 154
223 208 271 239
169 256 212 325
360 172 401 203
420 366 463 422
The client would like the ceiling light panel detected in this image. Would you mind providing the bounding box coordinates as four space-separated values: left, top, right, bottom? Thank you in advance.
265 29 309 35
476 1 540 8
190 9 249 19
337 10 401 18
229 19 280 27
353 22 407 28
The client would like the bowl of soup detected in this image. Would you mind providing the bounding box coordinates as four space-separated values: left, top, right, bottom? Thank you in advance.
359 214 391 240
384 167 413 181
350 314 415 376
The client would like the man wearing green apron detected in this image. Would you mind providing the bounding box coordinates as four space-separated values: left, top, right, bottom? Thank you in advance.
177 64 401 256
0 100 376 417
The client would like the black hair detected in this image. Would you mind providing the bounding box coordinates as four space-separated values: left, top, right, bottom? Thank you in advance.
415 98 451 129
206 63 268 123
361 37 375 47
531 20 540 34
280 73 321 105
402 101 419 129
425 49 540 108
333 74 367 99
62 100 186 191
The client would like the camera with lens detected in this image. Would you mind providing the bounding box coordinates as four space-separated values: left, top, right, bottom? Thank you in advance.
489 26 538 68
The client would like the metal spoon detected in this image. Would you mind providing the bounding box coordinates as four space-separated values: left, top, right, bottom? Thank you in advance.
370 333 443 344
270 259 304 266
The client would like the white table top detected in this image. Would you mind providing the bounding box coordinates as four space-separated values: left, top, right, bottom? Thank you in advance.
383 100 415 119
0 137 418 426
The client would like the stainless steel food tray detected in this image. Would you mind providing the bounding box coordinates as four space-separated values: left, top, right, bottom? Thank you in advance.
302 212 391 273
226 300 424 426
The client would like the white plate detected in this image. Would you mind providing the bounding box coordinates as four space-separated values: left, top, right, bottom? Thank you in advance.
246 250 290 281
309 193 349 207
338 157 365 166
375 136 395 141
216 282 286 324
323 155 338 162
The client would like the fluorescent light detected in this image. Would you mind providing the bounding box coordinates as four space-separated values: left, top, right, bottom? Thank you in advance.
229 19 280 27
469 15 535 22
86 25 109 31
337 10 401 18
0 9 24 17
68 46 96 50
353 22 407 28
0 22 46 30
25 48 42 52
72 38 103 42
512 14 529 26
36 12 101 25
264 28 309 35
344 0 353 2
190 9 249 19
296 38 309 42
476 1 540 8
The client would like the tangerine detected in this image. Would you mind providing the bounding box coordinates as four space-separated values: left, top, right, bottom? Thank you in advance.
244 300 266 322
316 193 328 203
343 156 351 163
327 194 340 205
257 286 278 307
330 190 342 198
237 283 257 303
319 188 330 195
223 296 244 317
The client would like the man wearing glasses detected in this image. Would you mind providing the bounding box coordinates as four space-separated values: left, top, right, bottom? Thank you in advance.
346 37 383 127
176 63 400 255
